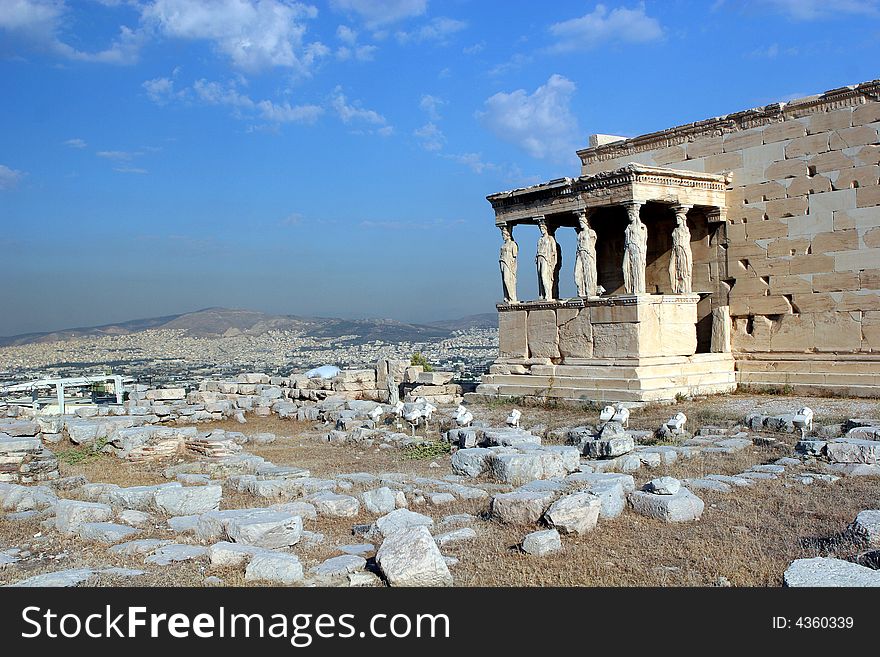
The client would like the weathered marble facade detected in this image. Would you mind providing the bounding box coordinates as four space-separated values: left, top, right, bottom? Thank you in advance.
476 79 880 402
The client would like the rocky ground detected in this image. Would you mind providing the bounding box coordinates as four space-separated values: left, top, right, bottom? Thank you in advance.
1 392 879 587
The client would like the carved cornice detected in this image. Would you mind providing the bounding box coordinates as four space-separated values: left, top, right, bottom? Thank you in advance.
577 79 880 165
497 294 699 311
488 164 728 215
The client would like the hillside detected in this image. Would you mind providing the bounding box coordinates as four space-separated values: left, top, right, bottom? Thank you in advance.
0 308 497 347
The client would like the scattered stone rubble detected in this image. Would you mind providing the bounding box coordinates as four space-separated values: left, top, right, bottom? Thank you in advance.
3 379 880 588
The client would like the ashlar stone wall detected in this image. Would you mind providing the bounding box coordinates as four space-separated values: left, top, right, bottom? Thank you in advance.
576 81 880 391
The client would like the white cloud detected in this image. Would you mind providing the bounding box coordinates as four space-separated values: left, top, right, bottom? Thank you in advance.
0 0 144 64
331 87 391 133
192 78 323 124
747 0 879 19
419 94 445 120
256 99 323 123
487 53 532 77
547 3 663 53
63 138 87 148
142 75 187 104
330 0 426 27
334 23 376 60
96 150 140 161
441 152 499 175
462 41 484 55
336 24 357 44
0 164 25 190
113 166 148 174
414 122 445 151
478 74 581 162
142 0 326 73
396 17 466 44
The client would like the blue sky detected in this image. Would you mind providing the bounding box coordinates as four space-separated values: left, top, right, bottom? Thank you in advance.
1 0 879 336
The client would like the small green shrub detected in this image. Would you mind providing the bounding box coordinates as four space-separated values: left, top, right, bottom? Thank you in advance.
410 352 434 372
402 441 450 460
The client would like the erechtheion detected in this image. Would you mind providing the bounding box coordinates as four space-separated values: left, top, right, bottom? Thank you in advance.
475 80 880 403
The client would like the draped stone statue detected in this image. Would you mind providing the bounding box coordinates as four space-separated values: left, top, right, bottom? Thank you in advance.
574 210 598 297
499 224 518 303
535 217 558 301
669 205 693 294
622 202 647 294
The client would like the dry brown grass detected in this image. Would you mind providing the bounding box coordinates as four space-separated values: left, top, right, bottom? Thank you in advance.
2 393 879 587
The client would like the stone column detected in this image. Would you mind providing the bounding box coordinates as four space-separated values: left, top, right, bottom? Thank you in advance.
711 305 732 353
669 204 694 294
574 209 598 297
535 216 558 301
498 224 518 303
622 202 647 295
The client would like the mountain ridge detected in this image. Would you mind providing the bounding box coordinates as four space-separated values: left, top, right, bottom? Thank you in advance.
0 307 498 347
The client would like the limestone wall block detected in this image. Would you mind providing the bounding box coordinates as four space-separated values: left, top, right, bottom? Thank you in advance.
856 184 880 208
527 309 560 360
768 237 811 257
853 104 880 126
766 158 808 179
743 180 787 202
831 125 879 149
809 150 856 174
812 229 859 253
786 133 831 158
498 311 528 359
813 272 861 293
789 253 835 274
832 165 879 191
834 248 880 271
786 174 831 197
770 274 813 295
852 144 880 166
862 269 880 289
766 196 808 219
745 220 788 240
769 313 815 352
722 128 764 152
705 151 743 172
813 311 863 352
763 118 808 143
863 311 880 350
686 136 723 159
807 108 853 134
786 212 834 238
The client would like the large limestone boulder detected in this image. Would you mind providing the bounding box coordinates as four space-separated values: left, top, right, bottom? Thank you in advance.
224 511 303 549
245 552 304 585
360 487 397 514
784 557 880 586
374 508 434 538
55 499 113 534
491 490 555 524
628 486 704 522
376 525 452 587
848 510 880 547
154 485 222 516
521 528 561 556
543 492 601 534
451 447 493 477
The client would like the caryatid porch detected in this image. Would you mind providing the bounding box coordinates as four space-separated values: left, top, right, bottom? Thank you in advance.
476 164 737 404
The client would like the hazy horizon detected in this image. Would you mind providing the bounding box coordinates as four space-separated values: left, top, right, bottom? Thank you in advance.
3 1 878 336
0 304 499 339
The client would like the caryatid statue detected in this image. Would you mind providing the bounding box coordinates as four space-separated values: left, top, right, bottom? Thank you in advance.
535 217 558 301
669 205 693 294
622 202 648 295
499 224 518 303
574 209 598 297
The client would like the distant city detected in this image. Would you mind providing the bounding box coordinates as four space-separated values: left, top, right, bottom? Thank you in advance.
0 308 499 390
